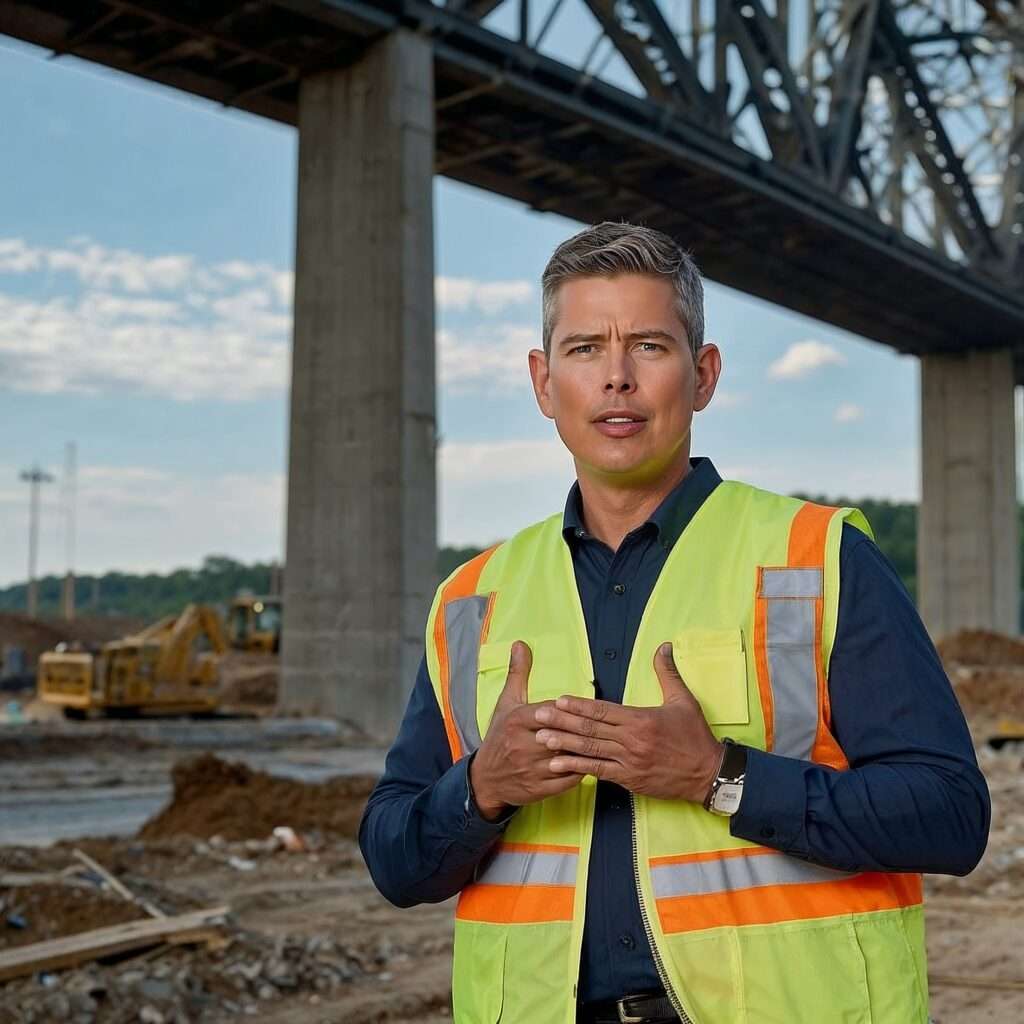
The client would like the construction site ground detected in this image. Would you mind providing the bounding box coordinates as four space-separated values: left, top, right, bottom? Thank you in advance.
1 633 1023 1023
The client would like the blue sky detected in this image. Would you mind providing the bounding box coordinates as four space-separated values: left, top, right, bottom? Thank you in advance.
0 34 921 587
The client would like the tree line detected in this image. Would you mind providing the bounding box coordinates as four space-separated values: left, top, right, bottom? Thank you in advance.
1 496 1014 622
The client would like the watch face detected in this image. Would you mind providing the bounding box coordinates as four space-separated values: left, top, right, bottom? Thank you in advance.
712 781 744 815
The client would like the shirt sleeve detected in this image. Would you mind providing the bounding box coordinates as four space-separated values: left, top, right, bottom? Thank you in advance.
358 653 510 907
729 523 991 875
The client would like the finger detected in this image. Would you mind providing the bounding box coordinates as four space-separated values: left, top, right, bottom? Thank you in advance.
533 773 586 798
535 729 627 760
653 641 689 703
548 755 625 783
533 704 620 740
552 695 628 724
498 640 532 707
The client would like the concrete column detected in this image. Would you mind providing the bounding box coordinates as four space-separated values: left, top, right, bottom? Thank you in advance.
918 348 1020 639
280 30 437 739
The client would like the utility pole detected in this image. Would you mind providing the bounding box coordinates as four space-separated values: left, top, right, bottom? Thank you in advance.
19 464 54 618
61 442 77 621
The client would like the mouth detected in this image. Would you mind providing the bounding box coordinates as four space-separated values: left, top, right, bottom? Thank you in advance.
593 413 647 438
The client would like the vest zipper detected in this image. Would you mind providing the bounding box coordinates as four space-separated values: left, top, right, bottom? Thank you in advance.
630 793 696 1024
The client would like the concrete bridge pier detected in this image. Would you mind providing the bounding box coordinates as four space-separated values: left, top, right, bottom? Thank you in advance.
280 30 438 739
918 348 1020 640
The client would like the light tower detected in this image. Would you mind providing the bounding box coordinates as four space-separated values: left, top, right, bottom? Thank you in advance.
61 442 77 621
19 464 54 618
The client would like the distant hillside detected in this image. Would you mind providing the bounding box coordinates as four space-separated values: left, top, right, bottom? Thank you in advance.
2 497 1016 620
0 550 489 622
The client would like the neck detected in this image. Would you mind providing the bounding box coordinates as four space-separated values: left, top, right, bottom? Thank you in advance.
576 455 693 552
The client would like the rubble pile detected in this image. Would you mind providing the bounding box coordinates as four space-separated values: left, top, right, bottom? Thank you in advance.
0 883 141 951
138 753 377 842
937 628 1024 726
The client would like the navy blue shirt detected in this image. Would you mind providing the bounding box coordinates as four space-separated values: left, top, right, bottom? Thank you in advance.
359 457 990 1002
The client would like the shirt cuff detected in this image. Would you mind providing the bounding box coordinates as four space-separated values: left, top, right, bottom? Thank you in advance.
728 747 808 853
426 752 513 849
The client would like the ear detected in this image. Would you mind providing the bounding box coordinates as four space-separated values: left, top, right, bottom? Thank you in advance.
692 342 722 414
528 348 555 420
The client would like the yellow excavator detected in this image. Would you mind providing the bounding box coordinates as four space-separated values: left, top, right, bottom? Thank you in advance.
227 594 282 653
37 604 227 718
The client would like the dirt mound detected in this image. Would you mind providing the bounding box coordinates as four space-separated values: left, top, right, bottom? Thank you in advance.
218 651 279 708
0 882 142 951
949 665 1024 720
138 753 377 842
937 629 1024 668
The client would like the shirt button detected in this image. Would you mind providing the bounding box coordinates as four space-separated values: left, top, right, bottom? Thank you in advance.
604 648 617 660
612 583 626 595
760 826 776 839
619 933 636 950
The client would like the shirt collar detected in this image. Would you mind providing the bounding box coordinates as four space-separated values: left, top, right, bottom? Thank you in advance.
562 457 722 551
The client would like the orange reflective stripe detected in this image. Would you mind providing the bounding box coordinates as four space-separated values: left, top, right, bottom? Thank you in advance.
786 501 834 569
456 883 575 923
786 502 849 770
753 567 775 751
434 545 499 761
657 871 923 934
651 845 776 868
499 842 580 856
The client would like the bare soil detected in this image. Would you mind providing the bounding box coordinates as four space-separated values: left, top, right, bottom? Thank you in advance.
1 628 1022 1022
138 753 376 842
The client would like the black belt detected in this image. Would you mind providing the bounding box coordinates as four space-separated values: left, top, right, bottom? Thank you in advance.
577 991 678 1024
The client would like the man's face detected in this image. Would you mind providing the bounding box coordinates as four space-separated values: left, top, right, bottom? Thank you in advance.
528 273 720 486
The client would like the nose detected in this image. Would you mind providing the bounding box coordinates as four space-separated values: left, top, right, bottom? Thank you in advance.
604 346 636 394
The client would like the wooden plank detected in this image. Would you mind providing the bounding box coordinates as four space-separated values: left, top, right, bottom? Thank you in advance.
930 974 1024 992
0 906 229 982
72 848 166 919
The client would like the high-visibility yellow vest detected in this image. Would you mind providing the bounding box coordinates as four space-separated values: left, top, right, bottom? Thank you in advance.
424 480 928 1024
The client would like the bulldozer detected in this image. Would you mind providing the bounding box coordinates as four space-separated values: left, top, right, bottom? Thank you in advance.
37 604 227 718
227 594 282 653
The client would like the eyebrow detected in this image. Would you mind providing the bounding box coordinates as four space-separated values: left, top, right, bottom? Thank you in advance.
557 329 680 349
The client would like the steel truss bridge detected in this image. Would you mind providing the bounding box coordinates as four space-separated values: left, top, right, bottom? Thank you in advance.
2 0 1022 360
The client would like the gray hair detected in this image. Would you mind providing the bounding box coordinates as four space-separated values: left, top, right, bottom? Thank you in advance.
541 221 704 360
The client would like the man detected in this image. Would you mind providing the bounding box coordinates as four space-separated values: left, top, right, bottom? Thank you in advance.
359 222 989 1024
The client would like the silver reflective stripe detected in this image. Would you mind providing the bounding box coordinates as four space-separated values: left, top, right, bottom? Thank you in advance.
444 594 490 752
652 851 855 900
761 569 820 760
761 567 822 599
477 848 579 887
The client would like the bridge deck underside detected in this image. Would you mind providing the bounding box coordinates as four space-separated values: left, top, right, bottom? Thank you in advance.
4 0 1023 358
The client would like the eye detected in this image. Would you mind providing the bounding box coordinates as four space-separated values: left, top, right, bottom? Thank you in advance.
638 341 663 352
570 344 594 355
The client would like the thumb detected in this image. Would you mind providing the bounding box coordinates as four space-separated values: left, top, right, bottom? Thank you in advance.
654 641 689 703
498 640 532 707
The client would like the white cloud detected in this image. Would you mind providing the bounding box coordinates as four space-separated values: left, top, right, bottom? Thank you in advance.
436 276 533 315
440 439 573 484
0 462 286 586
439 325 538 394
0 239 42 273
835 403 864 423
767 339 846 380
708 390 747 410
0 237 293 402
46 244 194 293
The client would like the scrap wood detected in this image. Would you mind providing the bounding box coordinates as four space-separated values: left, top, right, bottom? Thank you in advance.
71 847 165 918
0 872 92 890
930 973 1024 992
0 905 229 982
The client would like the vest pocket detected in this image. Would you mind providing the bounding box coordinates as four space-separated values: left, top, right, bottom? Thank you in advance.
672 628 750 726
452 923 506 1023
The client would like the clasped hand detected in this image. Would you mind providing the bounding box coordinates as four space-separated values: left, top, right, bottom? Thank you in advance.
469 640 723 822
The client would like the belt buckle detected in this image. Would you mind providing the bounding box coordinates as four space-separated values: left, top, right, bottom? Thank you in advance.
616 996 648 1024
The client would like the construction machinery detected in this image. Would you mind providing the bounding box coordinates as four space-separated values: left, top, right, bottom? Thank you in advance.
227 595 282 654
36 604 227 718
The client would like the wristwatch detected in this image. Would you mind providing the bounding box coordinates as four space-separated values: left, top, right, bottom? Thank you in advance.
703 738 748 816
